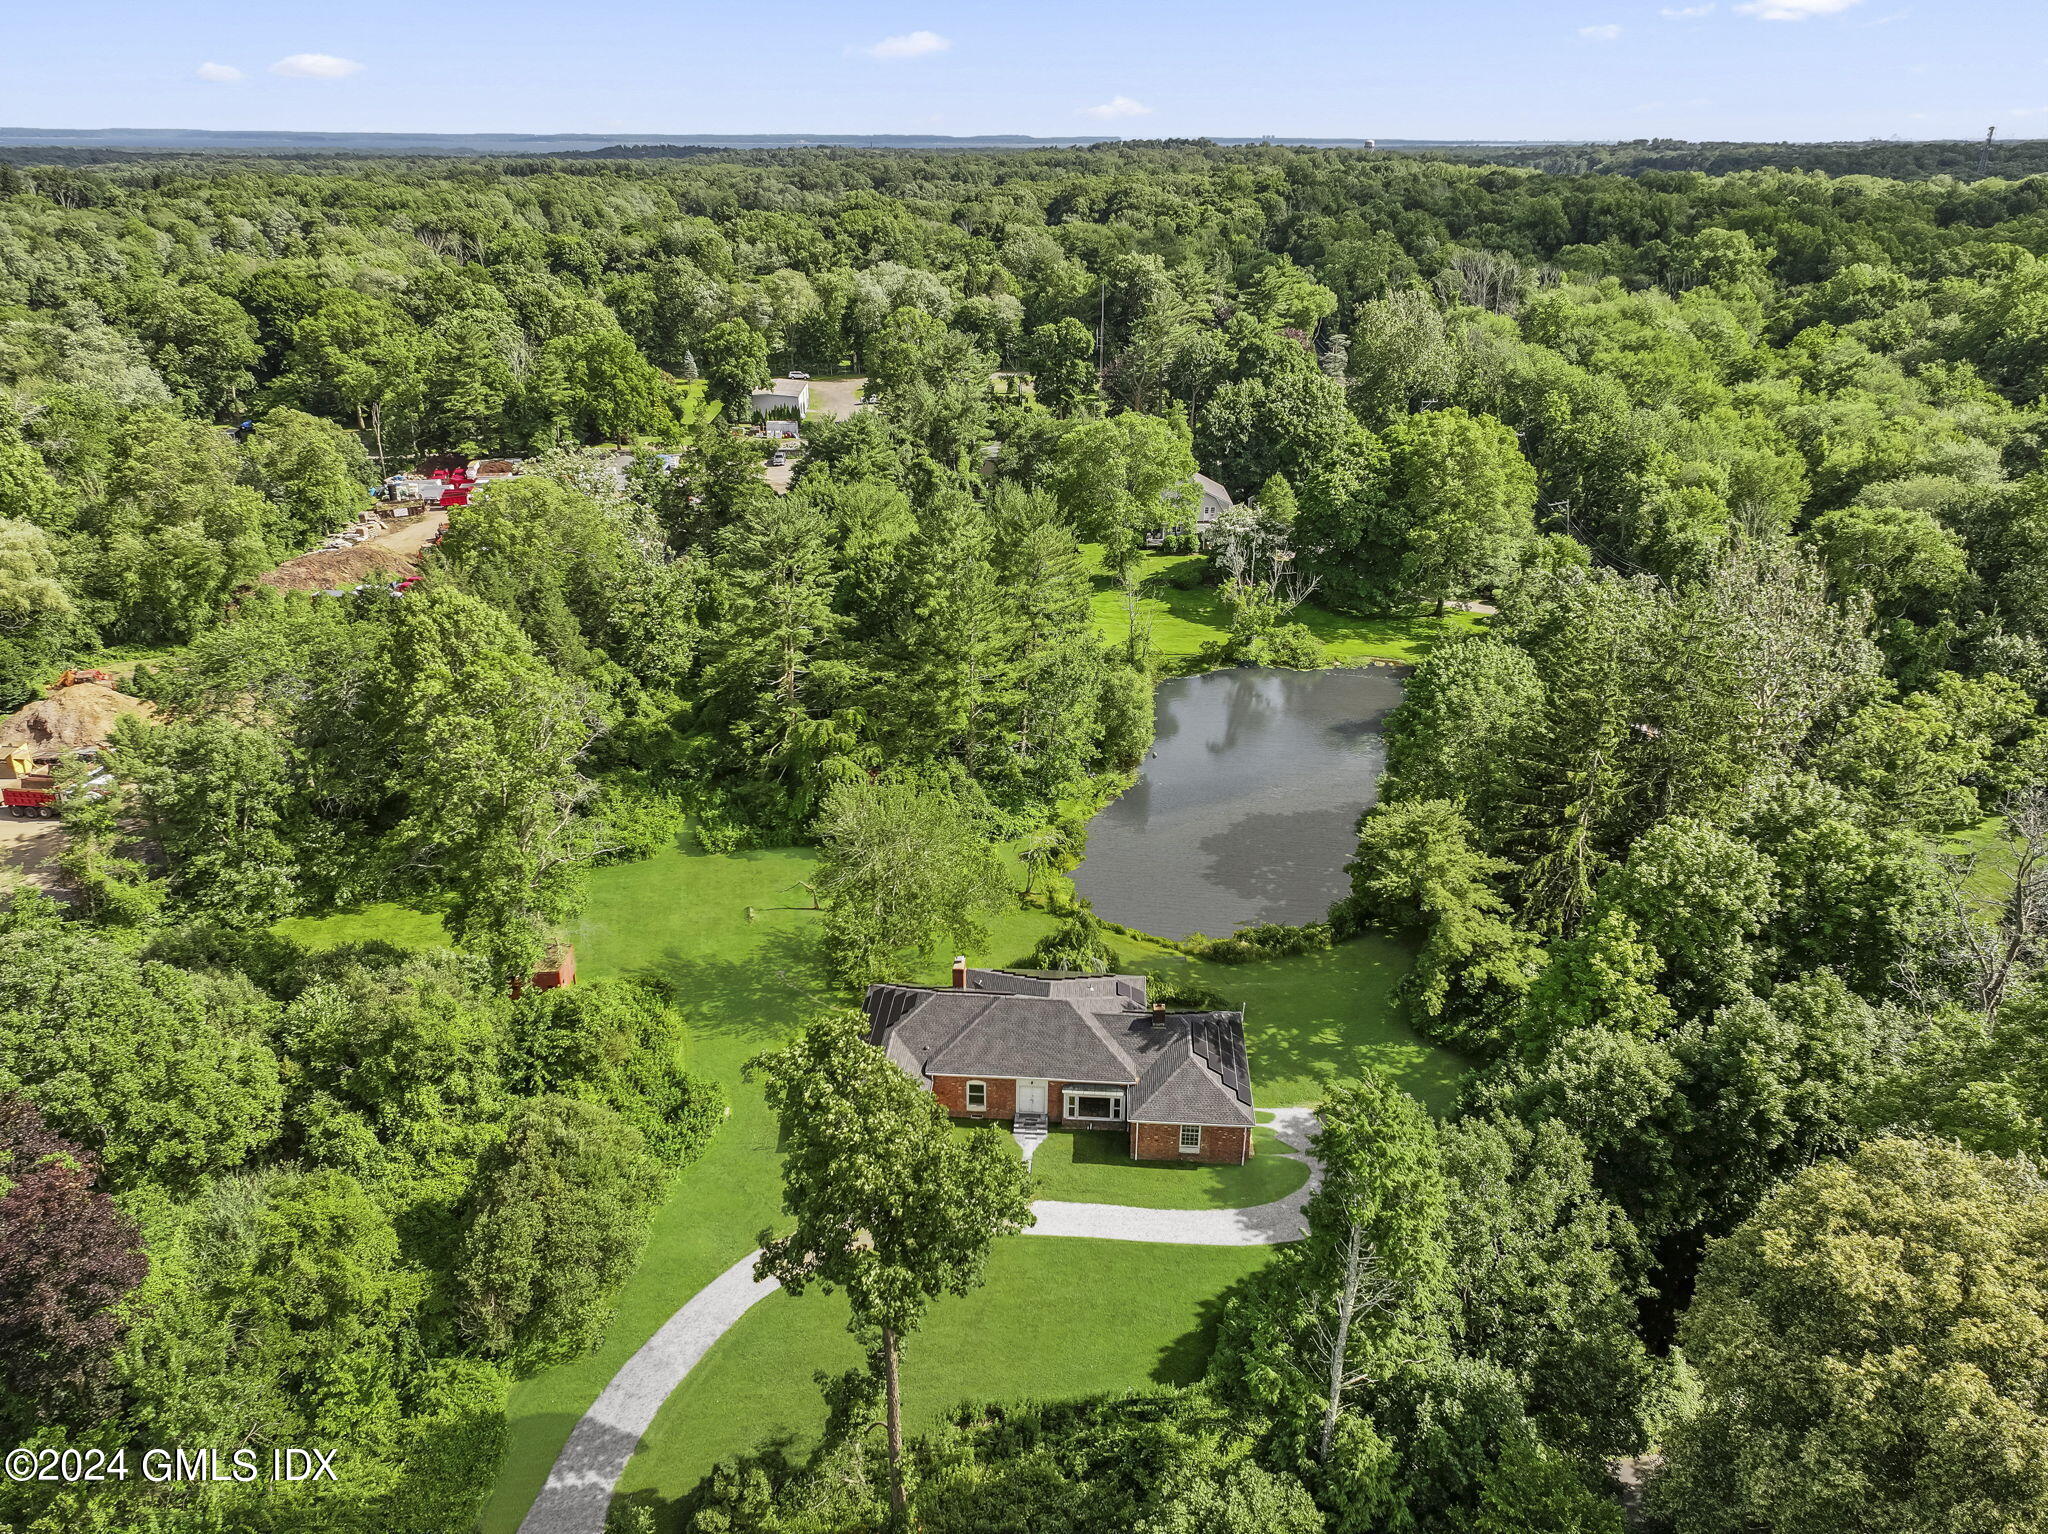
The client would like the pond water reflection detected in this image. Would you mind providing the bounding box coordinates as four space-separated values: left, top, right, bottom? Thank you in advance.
1072 666 1403 941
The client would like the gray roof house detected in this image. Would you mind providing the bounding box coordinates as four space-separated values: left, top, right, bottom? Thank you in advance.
1147 472 1235 547
864 964 1255 1163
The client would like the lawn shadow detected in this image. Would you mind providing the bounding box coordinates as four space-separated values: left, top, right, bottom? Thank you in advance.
1150 1284 1239 1385
630 924 836 1048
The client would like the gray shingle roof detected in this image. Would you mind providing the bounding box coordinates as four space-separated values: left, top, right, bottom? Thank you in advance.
864 969 1254 1127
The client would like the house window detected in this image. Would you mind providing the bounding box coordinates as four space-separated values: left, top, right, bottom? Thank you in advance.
1063 1090 1124 1121
964 1081 987 1113
1179 1125 1203 1153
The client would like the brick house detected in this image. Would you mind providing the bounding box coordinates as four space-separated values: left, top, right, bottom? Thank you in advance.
863 963 1255 1164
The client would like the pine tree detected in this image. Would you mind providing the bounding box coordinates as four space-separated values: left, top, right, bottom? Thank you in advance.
699 496 850 824
871 486 1018 781
989 485 1103 797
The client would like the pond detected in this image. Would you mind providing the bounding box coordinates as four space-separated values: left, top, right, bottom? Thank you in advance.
1072 666 1402 941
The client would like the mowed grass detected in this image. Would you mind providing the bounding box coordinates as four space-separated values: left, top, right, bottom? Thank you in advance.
1088 551 1484 671
480 841 834 1534
283 834 1458 1531
614 1236 1271 1521
1024 1125 1309 1210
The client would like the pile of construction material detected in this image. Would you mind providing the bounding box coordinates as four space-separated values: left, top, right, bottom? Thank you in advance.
261 543 417 594
381 457 523 510
321 508 403 552
1 681 155 755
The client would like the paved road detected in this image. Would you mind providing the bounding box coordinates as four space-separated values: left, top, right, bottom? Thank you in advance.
517 1108 1321 1534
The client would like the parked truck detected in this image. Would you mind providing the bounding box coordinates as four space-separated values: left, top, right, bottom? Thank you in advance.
3 777 58 818
3 757 111 819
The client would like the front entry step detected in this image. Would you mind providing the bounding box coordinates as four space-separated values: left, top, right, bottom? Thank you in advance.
1011 1112 1049 1163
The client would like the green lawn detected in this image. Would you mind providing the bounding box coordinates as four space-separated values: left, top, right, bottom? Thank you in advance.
1089 551 1484 672
282 833 1458 1532
479 841 834 1534
276 899 450 951
1939 813 2021 906
613 1236 1271 1522
1024 1125 1309 1209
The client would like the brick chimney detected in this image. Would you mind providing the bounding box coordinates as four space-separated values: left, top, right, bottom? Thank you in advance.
1151 1000 1167 1025
952 955 968 989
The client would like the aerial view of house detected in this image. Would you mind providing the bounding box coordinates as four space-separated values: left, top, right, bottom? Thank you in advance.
7 19 2045 1530
865 963 1255 1163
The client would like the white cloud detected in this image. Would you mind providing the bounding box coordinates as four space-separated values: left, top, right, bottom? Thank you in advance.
1579 23 1623 39
1660 4 1715 15
1734 0 1863 19
268 53 364 78
1080 96 1153 120
861 30 950 60
194 61 243 82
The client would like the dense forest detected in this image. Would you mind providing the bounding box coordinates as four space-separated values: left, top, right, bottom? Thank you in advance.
2 141 2047 1533
1426 136 2048 182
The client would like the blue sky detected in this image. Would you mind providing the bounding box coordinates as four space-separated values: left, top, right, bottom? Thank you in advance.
3 0 2044 142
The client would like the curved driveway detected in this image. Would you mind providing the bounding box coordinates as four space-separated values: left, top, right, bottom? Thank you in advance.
517 1107 1321 1534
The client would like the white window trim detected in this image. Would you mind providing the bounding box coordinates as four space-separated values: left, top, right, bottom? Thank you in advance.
1062 1089 1125 1122
1179 1125 1203 1153
964 1080 987 1113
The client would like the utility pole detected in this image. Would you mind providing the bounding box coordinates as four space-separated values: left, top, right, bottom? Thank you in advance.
1979 125 1997 179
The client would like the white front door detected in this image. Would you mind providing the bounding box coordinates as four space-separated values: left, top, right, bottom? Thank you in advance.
1016 1078 1048 1115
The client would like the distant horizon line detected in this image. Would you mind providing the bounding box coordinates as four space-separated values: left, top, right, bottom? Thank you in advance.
3 127 2039 156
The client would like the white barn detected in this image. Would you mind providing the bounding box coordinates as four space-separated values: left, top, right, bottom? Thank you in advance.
750 381 810 418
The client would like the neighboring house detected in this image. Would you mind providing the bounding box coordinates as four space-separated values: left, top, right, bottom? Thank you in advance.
865 964 1255 1163
1148 472 1235 547
750 381 810 417
762 418 801 440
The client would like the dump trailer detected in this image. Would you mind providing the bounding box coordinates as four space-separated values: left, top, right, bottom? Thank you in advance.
4 782 58 818
4 767 111 819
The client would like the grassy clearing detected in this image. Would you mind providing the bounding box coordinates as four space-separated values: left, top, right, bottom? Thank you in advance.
613 1236 1271 1521
1938 813 2021 906
275 899 449 951
1088 551 1484 671
281 831 1456 1531
1024 1125 1308 1210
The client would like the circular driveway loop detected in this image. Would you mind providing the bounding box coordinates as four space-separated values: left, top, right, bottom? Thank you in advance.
516 1107 1321 1534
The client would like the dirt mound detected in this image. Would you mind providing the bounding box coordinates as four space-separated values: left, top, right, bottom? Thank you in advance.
259 543 415 593
0 683 156 752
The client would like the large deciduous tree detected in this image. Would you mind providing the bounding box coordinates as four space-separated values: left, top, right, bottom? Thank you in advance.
449 1096 665 1371
1381 407 1538 615
812 778 1009 988
700 320 771 414
357 586 601 980
1653 1137 2048 1534
749 1012 1032 1516
1211 1071 1452 1464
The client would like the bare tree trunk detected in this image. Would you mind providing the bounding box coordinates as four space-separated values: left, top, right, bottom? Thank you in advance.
883 1326 907 1519
1319 1223 1365 1463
